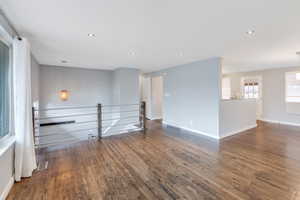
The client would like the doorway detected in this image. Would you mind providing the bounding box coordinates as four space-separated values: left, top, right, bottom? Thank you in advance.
241 76 263 119
142 76 163 120
151 76 163 120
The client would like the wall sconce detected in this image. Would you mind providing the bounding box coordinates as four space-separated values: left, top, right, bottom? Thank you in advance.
60 90 69 101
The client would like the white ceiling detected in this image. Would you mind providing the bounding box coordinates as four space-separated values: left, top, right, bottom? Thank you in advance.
1 0 300 73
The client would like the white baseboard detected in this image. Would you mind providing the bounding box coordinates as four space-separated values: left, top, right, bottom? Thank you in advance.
0 176 14 200
260 119 300 127
151 117 162 120
220 124 257 139
163 121 258 140
149 117 162 120
162 121 219 139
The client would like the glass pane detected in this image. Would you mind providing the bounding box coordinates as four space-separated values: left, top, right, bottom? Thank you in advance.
0 40 10 138
244 86 249 98
249 86 254 98
254 86 259 93
286 97 300 102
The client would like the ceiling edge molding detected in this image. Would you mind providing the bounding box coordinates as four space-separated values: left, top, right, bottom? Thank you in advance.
0 8 19 38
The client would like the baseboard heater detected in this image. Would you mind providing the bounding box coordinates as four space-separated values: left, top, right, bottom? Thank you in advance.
40 120 76 127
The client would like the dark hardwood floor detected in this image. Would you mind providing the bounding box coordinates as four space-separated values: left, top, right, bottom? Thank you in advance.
7 120 300 200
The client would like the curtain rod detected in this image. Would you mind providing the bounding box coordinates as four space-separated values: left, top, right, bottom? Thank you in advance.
0 9 22 40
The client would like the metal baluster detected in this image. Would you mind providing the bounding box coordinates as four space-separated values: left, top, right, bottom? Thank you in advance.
97 103 102 140
141 101 146 134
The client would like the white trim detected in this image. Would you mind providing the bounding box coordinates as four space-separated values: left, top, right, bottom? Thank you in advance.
0 136 15 157
163 121 258 140
149 117 162 120
0 176 14 200
285 71 300 104
220 124 257 139
260 118 300 127
0 24 13 46
0 32 14 148
163 121 219 139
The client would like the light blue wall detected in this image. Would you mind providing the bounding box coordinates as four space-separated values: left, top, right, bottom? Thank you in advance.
109 68 141 136
113 68 140 104
38 66 141 139
31 56 40 105
39 65 113 108
147 57 222 138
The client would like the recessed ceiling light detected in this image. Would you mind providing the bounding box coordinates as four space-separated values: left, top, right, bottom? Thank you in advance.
88 33 96 37
246 30 255 35
61 60 68 63
129 51 136 56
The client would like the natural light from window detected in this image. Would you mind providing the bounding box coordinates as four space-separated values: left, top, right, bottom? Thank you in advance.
222 77 231 100
0 39 10 139
243 82 259 99
286 72 300 103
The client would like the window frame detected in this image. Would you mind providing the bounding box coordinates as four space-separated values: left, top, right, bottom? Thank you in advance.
285 71 300 103
0 28 14 142
241 76 262 100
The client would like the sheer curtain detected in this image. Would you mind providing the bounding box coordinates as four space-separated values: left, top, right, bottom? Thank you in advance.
13 37 37 181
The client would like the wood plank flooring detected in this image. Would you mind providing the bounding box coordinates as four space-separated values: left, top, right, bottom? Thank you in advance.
7 120 300 200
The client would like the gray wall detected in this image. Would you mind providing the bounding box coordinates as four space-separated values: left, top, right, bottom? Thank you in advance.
31 56 40 105
40 65 113 108
38 66 141 140
147 57 222 138
224 66 300 125
108 68 141 136
220 100 257 138
38 66 114 143
113 68 140 104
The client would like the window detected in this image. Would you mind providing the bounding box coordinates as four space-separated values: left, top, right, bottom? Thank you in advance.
242 77 261 99
222 77 231 99
286 72 300 102
0 39 11 139
243 81 259 99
